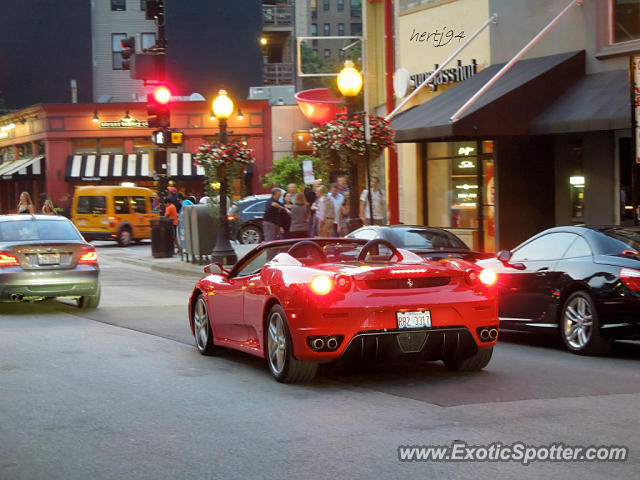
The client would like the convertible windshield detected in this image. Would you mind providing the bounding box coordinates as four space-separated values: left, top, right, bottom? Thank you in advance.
390 228 467 250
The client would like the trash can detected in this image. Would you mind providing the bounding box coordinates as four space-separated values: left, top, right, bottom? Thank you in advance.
150 217 174 258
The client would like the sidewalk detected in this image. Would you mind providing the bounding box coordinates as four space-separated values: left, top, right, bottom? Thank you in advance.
95 241 255 278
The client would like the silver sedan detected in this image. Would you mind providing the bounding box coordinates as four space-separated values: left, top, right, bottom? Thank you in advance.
0 215 100 308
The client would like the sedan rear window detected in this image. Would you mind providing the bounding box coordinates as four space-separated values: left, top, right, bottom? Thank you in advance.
0 220 82 242
600 228 640 252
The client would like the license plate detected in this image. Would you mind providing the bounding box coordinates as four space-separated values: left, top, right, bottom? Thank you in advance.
396 310 431 329
38 253 60 265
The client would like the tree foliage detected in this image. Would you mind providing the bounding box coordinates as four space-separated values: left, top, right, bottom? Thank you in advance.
261 155 329 189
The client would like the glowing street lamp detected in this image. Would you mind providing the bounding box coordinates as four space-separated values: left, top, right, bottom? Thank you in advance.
210 89 237 265
337 60 365 230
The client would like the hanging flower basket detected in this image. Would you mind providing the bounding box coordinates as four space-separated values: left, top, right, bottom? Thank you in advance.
309 114 395 166
194 138 255 196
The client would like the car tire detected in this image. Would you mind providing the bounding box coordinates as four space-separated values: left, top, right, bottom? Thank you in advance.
193 295 223 356
265 304 317 383
117 226 132 247
77 282 101 310
443 347 493 371
560 290 612 355
239 225 262 244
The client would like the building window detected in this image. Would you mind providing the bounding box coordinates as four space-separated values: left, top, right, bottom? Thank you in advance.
112 33 127 70
72 139 98 155
140 0 146 10
311 23 318 36
324 23 330 36
350 0 361 17
111 0 126 11
141 32 156 50
338 0 344 11
324 48 331 58
323 0 330 11
612 0 640 43
338 23 345 36
350 23 362 36
311 0 317 19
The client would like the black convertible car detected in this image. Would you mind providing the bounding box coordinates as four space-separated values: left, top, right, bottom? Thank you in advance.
479 226 640 355
346 225 492 262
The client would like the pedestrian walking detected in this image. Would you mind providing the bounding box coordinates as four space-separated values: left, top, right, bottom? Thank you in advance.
164 197 180 254
315 186 335 237
42 200 57 215
263 188 288 241
16 191 35 214
328 183 344 237
288 193 310 238
338 192 351 236
360 176 387 225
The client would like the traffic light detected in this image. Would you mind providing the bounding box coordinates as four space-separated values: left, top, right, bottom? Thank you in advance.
120 36 135 70
151 129 183 147
145 0 162 20
147 85 171 128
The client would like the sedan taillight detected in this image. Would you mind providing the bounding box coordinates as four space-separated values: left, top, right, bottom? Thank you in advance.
78 249 98 264
620 267 640 292
0 252 19 267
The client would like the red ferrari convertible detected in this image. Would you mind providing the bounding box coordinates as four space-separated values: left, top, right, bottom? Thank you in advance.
188 238 498 383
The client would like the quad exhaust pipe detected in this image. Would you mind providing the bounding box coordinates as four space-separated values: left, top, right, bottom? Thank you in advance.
10 293 24 301
489 328 498 340
311 338 325 350
479 328 490 340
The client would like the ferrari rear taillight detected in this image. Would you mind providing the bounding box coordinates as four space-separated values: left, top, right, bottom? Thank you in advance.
464 269 478 285
620 267 640 292
334 274 351 292
310 275 333 295
0 252 19 267
78 249 98 264
479 268 497 286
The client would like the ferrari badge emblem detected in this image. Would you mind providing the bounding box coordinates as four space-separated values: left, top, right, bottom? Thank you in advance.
406 279 414 288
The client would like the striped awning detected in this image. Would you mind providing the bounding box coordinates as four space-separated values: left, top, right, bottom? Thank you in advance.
66 154 151 180
0 155 45 180
66 153 204 181
168 153 204 179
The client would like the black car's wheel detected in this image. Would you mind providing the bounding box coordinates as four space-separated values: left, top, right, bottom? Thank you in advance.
239 225 262 244
265 304 317 383
117 226 132 247
443 347 493 371
193 295 223 355
77 282 101 309
560 291 612 355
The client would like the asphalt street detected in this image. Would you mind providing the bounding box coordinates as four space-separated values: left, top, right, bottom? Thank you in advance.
1 243 639 479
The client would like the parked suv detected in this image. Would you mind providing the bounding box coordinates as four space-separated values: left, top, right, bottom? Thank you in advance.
228 194 271 244
71 186 159 246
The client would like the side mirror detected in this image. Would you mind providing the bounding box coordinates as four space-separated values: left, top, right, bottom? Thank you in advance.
204 262 227 275
497 250 512 263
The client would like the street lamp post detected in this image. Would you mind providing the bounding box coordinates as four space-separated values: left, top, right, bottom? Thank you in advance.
210 89 238 265
337 60 365 231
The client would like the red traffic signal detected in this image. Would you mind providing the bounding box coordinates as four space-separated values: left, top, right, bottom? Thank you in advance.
147 86 172 128
153 86 172 104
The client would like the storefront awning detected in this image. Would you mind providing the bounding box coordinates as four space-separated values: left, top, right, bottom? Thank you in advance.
66 153 204 181
0 155 44 179
168 153 204 179
530 69 630 134
392 51 585 142
66 154 151 181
